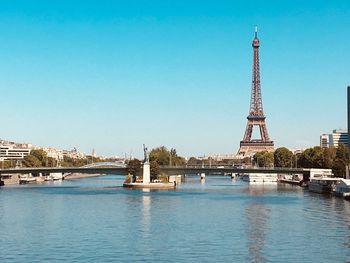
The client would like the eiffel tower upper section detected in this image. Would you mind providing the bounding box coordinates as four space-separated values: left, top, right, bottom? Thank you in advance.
249 27 264 119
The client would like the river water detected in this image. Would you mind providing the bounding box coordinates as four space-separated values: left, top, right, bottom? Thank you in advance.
1 175 350 262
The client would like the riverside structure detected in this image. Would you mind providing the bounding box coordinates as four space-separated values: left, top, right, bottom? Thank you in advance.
348 86 350 153
0 165 315 187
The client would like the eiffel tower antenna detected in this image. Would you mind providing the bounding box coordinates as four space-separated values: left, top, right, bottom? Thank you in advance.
255 25 258 38
237 27 274 157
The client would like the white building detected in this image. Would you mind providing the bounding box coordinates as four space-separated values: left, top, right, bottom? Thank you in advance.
62 148 86 159
320 129 348 148
0 140 32 160
330 129 348 148
201 154 236 161
320 134 331 148
43 147 64 161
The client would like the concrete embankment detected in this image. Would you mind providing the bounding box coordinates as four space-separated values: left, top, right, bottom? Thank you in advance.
64 173 102 180
279 179 303 186
2 174 20 185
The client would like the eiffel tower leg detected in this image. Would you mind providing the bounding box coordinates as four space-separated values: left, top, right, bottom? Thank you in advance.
259 123 270 142
243 122 253 142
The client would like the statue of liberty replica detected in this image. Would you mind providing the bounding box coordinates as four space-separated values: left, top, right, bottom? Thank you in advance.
142 144 150 184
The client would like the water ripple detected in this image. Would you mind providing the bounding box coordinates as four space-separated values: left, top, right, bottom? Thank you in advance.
1 175 350 262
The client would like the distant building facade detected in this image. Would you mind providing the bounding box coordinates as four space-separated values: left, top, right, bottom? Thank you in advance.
331 129 348 148
42 147 64 161
205 154 236 161
0 140 32 160
320 130 348 148
320 134 331 148
62 148 86 159
348 86 350 152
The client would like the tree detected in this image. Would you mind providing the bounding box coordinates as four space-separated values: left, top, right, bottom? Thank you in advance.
150 160 160 181
30 149 47 166
187 157 201 166
253 152 274 167
311 146 325 168
323 147 337 169
332 144 349 178
173 155 186 166
332 159 346 178
127 159 142 176
150 146 170 165
150 146 186 166
298 147 326 168
274 147 293 168
47 157 57 167
0 160 12 169
335 144 349 160
298 148 314 168
242 157 252 166
23 155 42 167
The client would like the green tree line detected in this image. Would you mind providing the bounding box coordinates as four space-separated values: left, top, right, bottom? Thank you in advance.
9 149 110 168
253 145 349 177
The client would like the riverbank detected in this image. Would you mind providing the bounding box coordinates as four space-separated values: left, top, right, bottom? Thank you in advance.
0 173 106 186
64 173 102 180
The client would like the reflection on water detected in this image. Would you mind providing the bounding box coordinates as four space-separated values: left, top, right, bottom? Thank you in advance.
245 184 272 263
142 192 151 238
248 182 277 194
239 182 277 196
246 204 269 263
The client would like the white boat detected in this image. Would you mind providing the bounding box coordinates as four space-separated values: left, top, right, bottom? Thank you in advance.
43 173 64 181
308 177 341 194
242 173 278 183
335 179 350 198
50 173 64 181
44 175 53 181
19 174 37 184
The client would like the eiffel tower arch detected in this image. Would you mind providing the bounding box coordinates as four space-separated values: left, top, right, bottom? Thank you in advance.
238 28 274 157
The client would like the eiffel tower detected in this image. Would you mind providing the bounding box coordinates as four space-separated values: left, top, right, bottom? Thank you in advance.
238 28 274 156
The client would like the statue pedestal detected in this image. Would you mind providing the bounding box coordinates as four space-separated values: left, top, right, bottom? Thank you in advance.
143 163 150 184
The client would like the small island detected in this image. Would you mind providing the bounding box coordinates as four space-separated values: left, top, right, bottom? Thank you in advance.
123 145 176 189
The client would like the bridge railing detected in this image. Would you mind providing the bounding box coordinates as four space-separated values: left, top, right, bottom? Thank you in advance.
82 162 126 168
161 165 306 171
159 165 309 175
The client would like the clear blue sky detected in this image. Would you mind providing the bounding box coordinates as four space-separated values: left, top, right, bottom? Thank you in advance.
0 0 349 158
